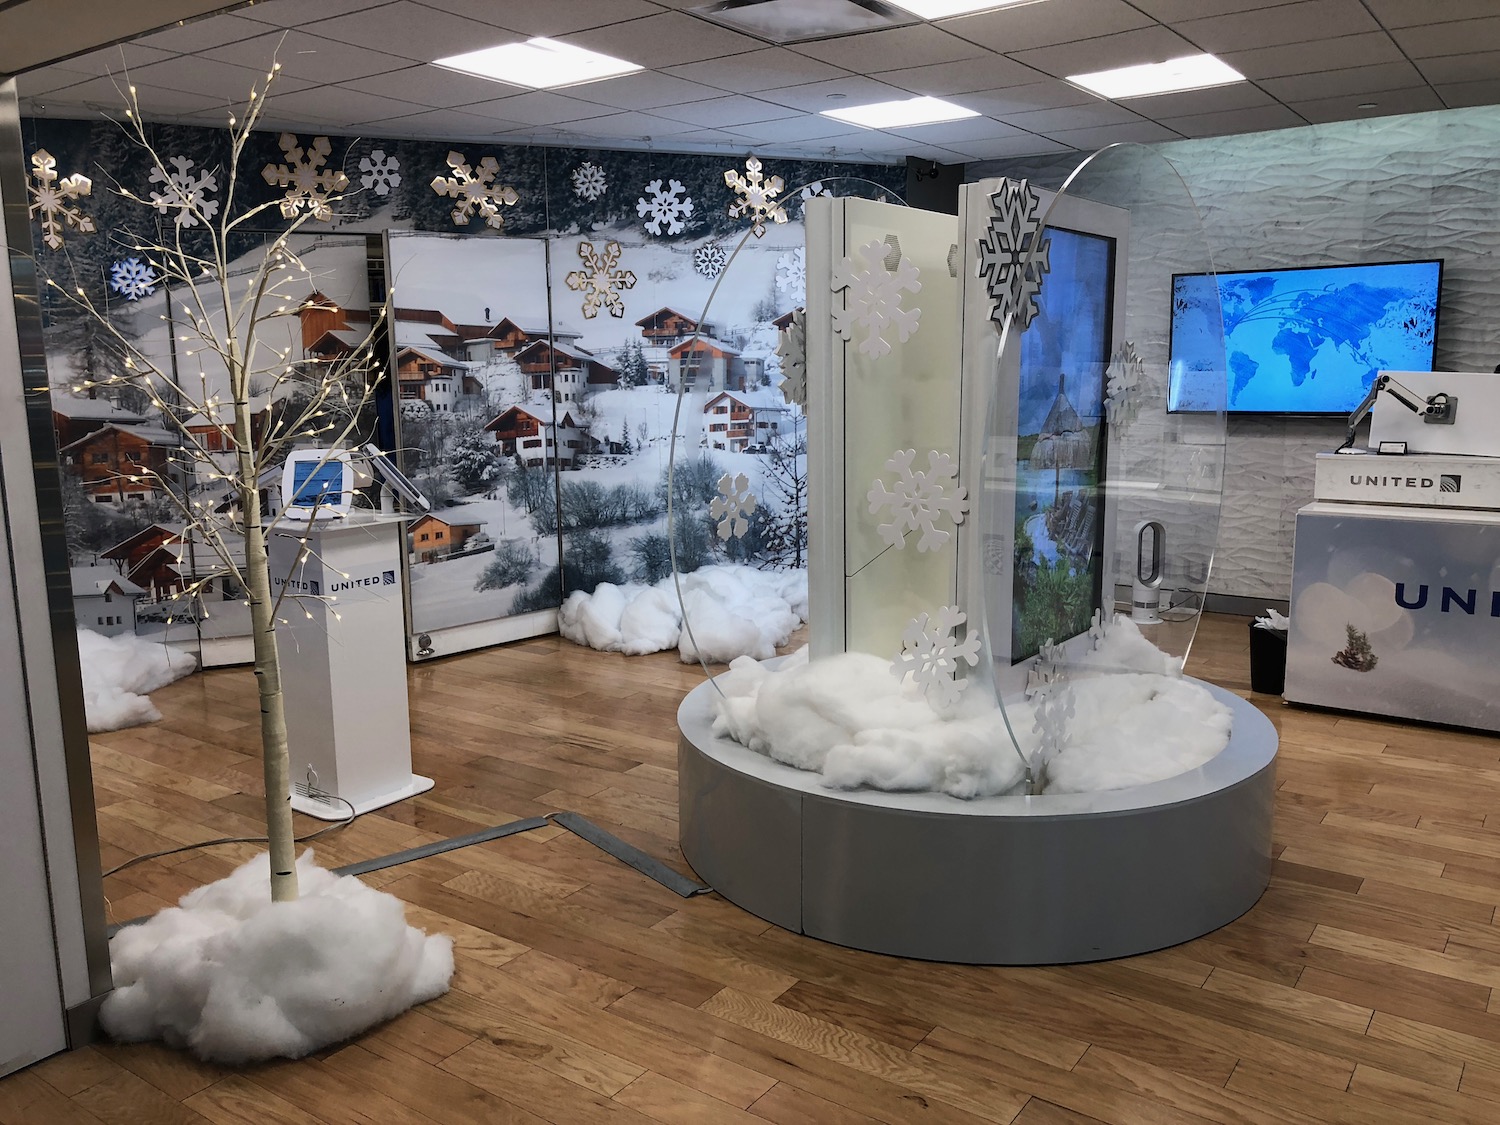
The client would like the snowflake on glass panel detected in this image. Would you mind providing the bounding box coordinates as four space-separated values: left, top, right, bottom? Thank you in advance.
867 448 968 553
775 246 806 301
775 308 807 409
564 240 636 319
710 472 757 541
109 258 158 302
637 178 694 236
262 133 348 222
148 155 219 228
28 149 95 251
693 241 728 278
975 177 1050 330
891 605 980 709
799 180 831 217
1104 341 1144 428
571 161 607 202
724 156 787 238
831 238 921 359
431 150 518 231
358 148 401 197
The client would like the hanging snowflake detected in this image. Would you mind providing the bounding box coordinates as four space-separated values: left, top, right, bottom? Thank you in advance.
358 148 402 197
975 177 1051 331
776 308 807 409
867 448 969 553
637 178 694 237
693 241 728 278
109 258 159 302
28 149 95 251
262 133 348 222
891 605 981 709
431 150 519 231
148 155 219 229
564 240 636 319
799 180 831 217
724 156 788 238
571 161 607 202
775 246 806 301
1104 341 1144 428
831 238 922 359
710 473 757 540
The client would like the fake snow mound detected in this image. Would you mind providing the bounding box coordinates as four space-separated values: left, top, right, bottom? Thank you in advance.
101 850 454 1065
712 617 1231 797
559 565 807 663
77 627 197 732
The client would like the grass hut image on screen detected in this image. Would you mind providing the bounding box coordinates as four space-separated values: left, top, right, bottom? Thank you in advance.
1012 229 1112 661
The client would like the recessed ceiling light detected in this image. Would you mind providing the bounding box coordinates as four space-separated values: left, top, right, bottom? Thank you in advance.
693 0 914 44
821 95 979 128
431 38 641 90
1357 101 1378 109
885 0 1049 17
1068 53 1246 100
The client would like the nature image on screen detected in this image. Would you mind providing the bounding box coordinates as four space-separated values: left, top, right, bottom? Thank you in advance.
1169 260 1440 414
1012 228 1112 663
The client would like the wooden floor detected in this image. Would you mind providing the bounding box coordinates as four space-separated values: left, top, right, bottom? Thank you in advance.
7 614 1500 1123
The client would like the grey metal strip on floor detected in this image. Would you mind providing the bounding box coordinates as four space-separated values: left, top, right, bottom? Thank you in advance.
548 811 711 898
331 816 552 877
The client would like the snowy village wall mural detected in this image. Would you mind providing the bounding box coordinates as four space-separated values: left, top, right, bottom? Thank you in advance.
22 112 902 662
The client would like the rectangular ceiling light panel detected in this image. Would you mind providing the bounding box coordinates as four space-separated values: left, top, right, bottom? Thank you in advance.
821 94 980 127
1069 53 1246 99
692 0 914 44
432 38 641 90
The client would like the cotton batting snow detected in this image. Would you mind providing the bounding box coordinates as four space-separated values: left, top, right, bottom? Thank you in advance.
76 627 198 732
101 850 454 1065
559 565 807 663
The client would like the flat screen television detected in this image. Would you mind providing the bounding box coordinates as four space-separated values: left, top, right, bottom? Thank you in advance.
1168 259 1442 415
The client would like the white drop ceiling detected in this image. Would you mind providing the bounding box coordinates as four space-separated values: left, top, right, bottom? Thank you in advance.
8 0 1500 164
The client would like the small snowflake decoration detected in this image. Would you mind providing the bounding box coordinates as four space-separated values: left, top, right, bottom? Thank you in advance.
262 133 348 222
693 241 728 278
776 246 806 301
799 180 831 217
637 178 694 237
1088 608 1112 648
565 240 636 319
358 149 401 197
776 308 807 409
1105 341 1144 428
831 238 921 359
109 258 158 302
710 472 757 541
431 150 518 231
975 177 1051 331
28 149 95 251
148 155 219 229
867 449 968 553
724 156 788 238
571 161 607 202
891 605 981 709
1031 682 1075 786
1025 637 1067 698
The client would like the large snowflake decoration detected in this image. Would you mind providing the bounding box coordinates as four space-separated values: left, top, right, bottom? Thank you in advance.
975 177 1051 331
109 258 159 302
1104 341 1144 428
710 473 757 540
262 134 348 222
724 156 788 238
693 241 728 278
148 155 219 229
358 149 401 197
867 448 968 553
637 178 694 237
431 150 518 231
831 238 922 359
776 246 806 301
775 308 807 409
28 150 95 251
571 161 607 202
564 240 636 319
891 605 981 709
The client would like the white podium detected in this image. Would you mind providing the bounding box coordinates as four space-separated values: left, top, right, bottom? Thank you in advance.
267 514 432 818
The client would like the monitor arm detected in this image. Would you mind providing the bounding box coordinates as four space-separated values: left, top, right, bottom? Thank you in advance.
1339 374 1458 452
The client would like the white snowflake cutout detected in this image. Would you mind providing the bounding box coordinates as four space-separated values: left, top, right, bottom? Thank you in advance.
776 308 807 409
1104 341 1144 428
867 448 968 553
262 133 348 222
831 238 921 359
1025 637 1067 698
565 240 636 319
571 161 607 201
109 258 158 301
1031 681 1075 783
358 148 401 197
724 156 787 238
1088 607 1112 648
776 246 806 301
148 155 219 228
799 180 831 217
431 150 518 231
637 178 694 236
693 241 728 278
710 472 757 540
975 177 1051 330
28 149 95 251
891 605 981 709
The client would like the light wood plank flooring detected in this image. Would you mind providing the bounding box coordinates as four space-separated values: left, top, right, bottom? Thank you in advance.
7 614 1500 1124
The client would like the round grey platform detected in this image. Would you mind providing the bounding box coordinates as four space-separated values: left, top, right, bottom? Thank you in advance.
678 677 1277 964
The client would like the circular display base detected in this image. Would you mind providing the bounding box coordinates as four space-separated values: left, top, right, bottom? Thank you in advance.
678 677 1277 965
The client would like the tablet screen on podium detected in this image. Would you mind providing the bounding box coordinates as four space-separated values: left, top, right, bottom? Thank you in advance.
281 450 354 519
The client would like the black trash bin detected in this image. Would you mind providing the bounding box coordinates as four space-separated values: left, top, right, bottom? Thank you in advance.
1248 622 1287 695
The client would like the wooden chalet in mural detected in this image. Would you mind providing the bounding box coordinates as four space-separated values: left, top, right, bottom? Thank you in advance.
99 521 244 603
515 339 618 403
407 512 487 564
71 565 145 636
483 404 592 469
704 389 790 453
670 336 761 393
51 397 150 448
636 307 720 384
457 318 583 363
59 422 179 504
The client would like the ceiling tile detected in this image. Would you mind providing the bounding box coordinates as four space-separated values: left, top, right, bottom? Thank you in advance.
652 94 802 128
1285 86 1445 123
516 110 701 138
417 0 668 36
879 115 1027 144
26 41 178 84
752 75 917 113
568 71 742 112
456 89 611 126
999 101 1150 133
336 64 537 108
1114 81 1279 117
201 31 416 85
134 14 278 54
300 1 516 62
1259 60 1427 101
1220 32 1406 79
242 0 403 26
790 24 986 71
1434 78 1500 107
1363 0 1500 30
1153 103 1306 138
126 56 315 101
262 85 435 128
730 116 873 144
873 53 1045 96
1390 17 1500 59
961 81 1098 115
662 47 850 95
22 78 232 118
1172 0 1380 54
1128 0 1302 18
939 0 1154 54
560 12 766 69
1043 120 1187 147
364 105 520 137
1414 52 1500 85
1009 26 1204 79
952 134 1074 159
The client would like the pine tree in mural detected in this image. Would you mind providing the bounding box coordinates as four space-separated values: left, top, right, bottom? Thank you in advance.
1331 623 1378 672
448 424 502 493
757 429 808 569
